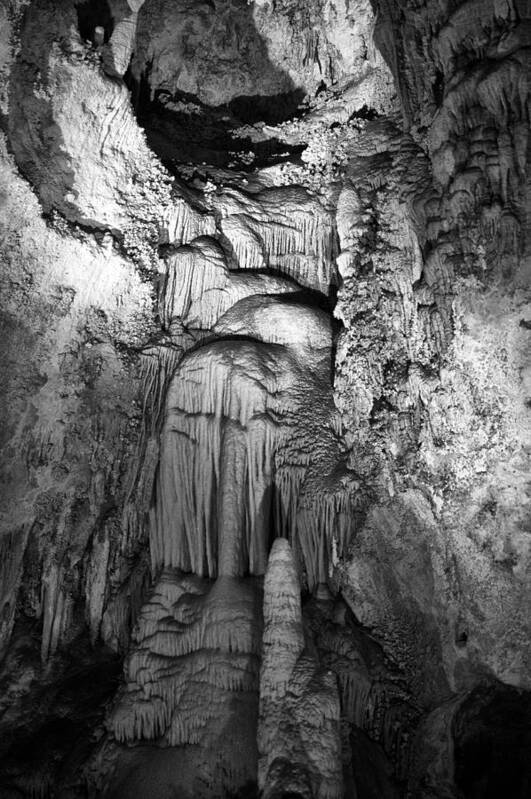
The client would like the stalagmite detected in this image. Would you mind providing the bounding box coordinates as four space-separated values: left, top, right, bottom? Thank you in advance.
259 539 305 703
258 538 343 799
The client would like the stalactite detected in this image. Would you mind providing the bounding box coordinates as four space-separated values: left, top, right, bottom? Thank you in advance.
85 530 111 644
121 345 182 550
138 346 184 437
74 342 185 656
40 562 73 663
291 489 355 589
152 340 284 577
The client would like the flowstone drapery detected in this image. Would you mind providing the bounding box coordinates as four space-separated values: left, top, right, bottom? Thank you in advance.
152 305 349 586
102 122 357 796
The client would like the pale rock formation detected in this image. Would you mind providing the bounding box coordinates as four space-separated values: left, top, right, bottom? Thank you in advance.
258 538 343 799
152 324 349 587
160 236 298 335
8 0 169 230
216 186 338 292
111 572 261 743
152 340 281 577
214 295 331 356
99 571 261 798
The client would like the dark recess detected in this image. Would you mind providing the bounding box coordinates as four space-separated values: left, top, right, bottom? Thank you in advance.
432 69 444 106
453 684 531 799
124 78 306 174
76 0 114 44
227 90 306 125
0 622 123 796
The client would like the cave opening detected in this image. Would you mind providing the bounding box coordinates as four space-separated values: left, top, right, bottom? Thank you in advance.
453 685 531 798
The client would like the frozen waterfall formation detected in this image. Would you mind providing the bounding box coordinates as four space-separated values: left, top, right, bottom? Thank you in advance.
154 189 350 586
107 165 354 796
103 169 415 798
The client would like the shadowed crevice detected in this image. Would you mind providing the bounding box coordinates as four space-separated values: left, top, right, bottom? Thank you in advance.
453 685 531 799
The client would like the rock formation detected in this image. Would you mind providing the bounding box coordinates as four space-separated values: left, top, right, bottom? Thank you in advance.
258 538 342 799
0 0 529 797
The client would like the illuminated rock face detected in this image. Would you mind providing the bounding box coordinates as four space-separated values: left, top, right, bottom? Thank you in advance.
106 572 262 797
0 0 530 797
152 304 346 587
258 538 342 799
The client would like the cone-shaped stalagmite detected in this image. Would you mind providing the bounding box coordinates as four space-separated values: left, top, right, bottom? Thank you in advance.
258 538 343 799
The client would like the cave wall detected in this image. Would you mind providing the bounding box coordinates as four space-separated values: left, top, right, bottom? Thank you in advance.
332 0 531 789
333 0 531 696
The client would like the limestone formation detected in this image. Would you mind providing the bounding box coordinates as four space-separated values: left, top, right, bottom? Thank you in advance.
258 538 343 799
0 0 529 797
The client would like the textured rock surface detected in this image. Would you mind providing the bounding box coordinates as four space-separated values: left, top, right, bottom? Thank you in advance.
332 0 531 705
0 0 530 796
130 0 394 110
101 572 261 798
258 539 342 799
